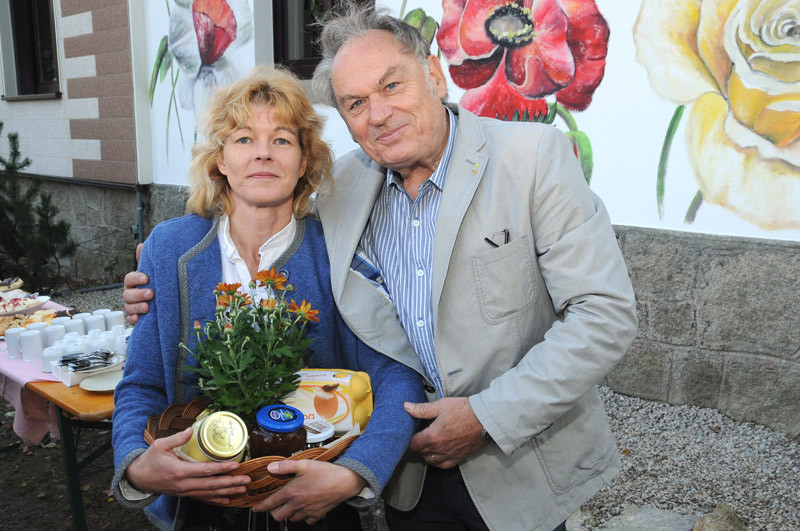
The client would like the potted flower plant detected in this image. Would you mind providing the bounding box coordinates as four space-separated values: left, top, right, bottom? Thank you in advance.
183 268 318 425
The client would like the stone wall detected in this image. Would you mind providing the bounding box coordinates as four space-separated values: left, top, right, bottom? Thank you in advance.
23 179 186 284
610 226 800 438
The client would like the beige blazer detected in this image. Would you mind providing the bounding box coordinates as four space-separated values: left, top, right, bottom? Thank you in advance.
316 106 637 531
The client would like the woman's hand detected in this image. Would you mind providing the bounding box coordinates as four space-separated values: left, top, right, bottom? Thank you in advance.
125 428 251 505
252 460 366 524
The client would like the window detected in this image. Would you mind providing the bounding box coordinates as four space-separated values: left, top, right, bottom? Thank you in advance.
272 0 372 79
0 0 60 99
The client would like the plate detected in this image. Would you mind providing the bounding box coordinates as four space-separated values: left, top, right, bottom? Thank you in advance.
79 370 124 392
0 295 50 316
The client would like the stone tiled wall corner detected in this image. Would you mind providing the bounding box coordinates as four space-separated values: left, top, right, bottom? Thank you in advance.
614 225 800 438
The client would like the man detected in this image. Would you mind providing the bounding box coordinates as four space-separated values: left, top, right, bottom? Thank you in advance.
124 4 637 530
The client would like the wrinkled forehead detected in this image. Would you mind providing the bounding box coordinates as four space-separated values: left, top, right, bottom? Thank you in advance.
331 31 420 96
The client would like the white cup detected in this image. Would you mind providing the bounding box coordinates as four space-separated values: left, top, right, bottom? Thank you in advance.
26 322 48 334
42 346 63 373
51 316 71 326
104 311 126 330
84 314 106 333
92 308 111 315
4 327 27 359
100 331 116 351
64 318 85 335
113 335 128 356
44 324 66 347
64 340 85 355
20 330 44 362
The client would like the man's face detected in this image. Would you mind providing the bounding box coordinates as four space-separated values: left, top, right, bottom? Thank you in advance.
331 30 449 178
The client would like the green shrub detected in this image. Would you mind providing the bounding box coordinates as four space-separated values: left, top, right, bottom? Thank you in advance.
0 122 76 292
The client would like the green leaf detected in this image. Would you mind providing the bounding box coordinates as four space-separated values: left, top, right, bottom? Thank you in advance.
159 49 173 83
566 131 593 184
149 36 169 105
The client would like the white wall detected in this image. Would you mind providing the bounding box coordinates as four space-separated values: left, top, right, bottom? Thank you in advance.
0 2 101 178
132 0 800 241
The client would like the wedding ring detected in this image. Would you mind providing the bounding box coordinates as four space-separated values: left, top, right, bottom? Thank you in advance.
430 454 436 463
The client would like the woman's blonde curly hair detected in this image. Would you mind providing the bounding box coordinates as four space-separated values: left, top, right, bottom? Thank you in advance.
185 65 333 219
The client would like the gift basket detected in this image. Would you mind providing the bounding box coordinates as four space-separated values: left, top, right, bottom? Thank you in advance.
141 272 370 507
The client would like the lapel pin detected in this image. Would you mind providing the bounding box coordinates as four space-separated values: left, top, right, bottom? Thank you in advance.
472 163 480 175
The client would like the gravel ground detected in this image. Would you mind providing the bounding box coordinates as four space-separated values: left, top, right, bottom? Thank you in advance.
58 288 800 530
588 387 799 530
55 286 125 314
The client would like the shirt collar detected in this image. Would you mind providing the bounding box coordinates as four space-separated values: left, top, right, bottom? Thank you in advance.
219 213 297 264
384 107 458 199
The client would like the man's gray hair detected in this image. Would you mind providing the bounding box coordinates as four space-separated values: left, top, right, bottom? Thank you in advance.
311 1 432 108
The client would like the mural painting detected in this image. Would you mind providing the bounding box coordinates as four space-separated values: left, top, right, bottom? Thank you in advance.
384 0 800 240
634 0 800 231
146 0 254 162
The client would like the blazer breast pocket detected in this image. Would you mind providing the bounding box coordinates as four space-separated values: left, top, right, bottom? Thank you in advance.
471 235 538 324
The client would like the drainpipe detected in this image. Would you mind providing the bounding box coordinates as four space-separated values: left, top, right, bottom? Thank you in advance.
136 184 145 244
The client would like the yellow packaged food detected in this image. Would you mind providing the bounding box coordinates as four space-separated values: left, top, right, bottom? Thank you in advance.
283 369 373 435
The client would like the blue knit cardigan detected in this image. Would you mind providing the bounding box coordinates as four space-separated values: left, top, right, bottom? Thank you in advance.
111 214 424 530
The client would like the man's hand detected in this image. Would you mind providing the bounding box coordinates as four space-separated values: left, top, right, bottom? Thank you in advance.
123 243 152 324
125 428 251 504
405 397 486 469
252 460 366 524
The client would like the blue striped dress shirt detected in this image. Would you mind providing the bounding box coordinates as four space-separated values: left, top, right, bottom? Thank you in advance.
359 109 458 397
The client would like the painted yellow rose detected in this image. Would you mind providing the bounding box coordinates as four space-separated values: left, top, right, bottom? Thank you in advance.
634 0 800 230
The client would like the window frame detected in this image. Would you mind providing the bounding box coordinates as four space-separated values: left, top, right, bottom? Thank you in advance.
0 0 61 101
272 0 373 80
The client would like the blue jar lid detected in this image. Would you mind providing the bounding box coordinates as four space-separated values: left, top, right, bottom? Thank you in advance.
256 405 304 433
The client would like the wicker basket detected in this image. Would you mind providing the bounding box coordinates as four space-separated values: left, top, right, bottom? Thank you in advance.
144 398 358 507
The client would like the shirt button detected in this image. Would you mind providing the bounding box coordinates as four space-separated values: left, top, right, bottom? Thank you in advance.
417 319 424 327
412 219 420 227
430 370 438 379
416 269 424 277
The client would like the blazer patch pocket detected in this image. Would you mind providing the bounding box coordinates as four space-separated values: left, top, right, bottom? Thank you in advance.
471 235 537 323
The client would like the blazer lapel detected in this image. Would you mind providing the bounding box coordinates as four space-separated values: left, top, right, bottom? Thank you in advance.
324 160 386 299
432 108 488 321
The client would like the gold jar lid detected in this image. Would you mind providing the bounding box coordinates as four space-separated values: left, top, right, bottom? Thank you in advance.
197 411 248 460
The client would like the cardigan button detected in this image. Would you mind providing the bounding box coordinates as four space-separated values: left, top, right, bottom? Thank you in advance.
423 383 436 393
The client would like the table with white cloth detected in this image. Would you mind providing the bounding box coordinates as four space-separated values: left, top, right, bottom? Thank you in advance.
0 301 116 531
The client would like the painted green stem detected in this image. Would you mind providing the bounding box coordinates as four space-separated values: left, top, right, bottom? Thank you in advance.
685 190 703 223
554 103 578 132
658 105 685 219
398 0 407 18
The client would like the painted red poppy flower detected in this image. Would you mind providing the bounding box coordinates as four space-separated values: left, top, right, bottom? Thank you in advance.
437 0 609 118
192 0 238 65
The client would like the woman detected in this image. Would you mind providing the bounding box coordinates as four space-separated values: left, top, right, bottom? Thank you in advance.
111 66 424 530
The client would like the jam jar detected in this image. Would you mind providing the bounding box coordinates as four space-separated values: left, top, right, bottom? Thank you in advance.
249 404 307 458
180 411 248 462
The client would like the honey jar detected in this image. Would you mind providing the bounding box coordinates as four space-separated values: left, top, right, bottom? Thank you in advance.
180 411 248 462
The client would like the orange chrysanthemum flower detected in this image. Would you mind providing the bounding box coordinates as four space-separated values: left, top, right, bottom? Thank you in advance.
253 268 287 291
260 298 277 310
287 299 319 323
215 282 241 294
216 293 231 308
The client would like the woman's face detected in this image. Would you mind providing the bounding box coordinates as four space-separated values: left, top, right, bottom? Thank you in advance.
217 104 307 216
